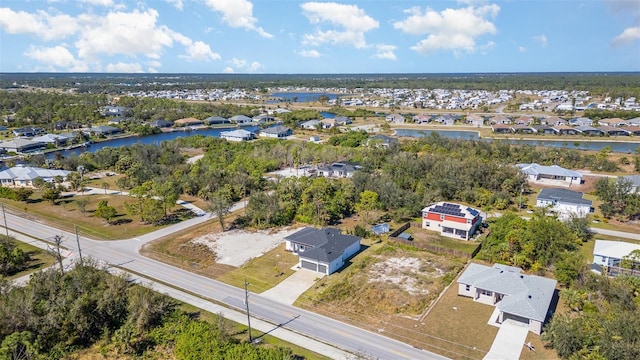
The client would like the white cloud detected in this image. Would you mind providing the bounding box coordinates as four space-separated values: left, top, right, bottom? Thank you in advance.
222 67 235 73
518 46 527 52
181 41 221 61
25 45 76 68
394 4 500 55
533 34 548 47
300 49 321 58
77 0 114 6
300 2 379 49
226 58 263 73
247 61 263 72
612 26 640 46
75 9 174 61
0 8 79 41
105 62 144 73
372 44 397 60
204 0 273 38
165 0 184 10
229 58 247 68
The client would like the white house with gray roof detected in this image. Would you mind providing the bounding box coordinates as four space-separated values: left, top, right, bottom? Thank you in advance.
457 263 557 334
593 240 640 268
219 129 254 142
516 163 583 187
285 227 361 275
0 165 72 188
536 188 592 220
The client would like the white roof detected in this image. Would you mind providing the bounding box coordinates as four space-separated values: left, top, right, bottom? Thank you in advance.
220 129 252 138
515 163 582 178
593 240 640 260
0 166 72 181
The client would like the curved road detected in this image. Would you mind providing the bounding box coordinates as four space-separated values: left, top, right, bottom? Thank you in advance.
6 210 447 360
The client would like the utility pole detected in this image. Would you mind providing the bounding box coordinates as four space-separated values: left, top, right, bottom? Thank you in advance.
75 225 83 265
519 185 524 210
2 204 8 237
244 277 253 343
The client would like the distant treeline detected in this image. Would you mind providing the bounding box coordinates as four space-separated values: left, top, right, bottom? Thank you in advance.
1 72 639 98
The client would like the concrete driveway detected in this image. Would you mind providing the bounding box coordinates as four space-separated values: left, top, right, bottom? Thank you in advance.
483 319 529 360
260 268 323 305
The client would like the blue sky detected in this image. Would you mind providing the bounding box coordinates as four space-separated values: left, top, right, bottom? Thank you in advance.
1 0 639 73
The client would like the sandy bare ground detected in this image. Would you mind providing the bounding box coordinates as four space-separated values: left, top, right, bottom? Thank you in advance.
191 227 300 266
368 257 445 296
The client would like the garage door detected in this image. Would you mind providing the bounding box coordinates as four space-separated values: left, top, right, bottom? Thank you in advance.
318 264 327 274
300 260 317 271
503 312 529 325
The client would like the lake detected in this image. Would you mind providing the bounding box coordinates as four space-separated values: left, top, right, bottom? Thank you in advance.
268 92 339 103
394 128 640 153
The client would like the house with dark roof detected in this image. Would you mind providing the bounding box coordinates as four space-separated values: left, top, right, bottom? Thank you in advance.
491 124 512 134
285 227 361 275
553 125 580 135
516 163 582 186
536 188 592 220
316 162 361 178
85 125 122 136
532 125 558 135
204 116 230 125
334 116 352 125
421 202 482 240
575 125 604 136
259 125 292 138
12 126 45 137
599 126 631 136
149 119 173 128
457 263 557 334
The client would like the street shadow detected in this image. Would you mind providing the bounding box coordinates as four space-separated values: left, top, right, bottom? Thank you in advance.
254 315 301 340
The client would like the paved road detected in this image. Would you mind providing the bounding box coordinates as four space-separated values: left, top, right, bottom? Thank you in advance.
5 210 447 360
590 227 640 241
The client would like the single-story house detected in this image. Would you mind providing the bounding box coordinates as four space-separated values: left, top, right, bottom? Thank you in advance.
149 119 173 128
622 175 640 193
253 114 274 124
0 138 46 153
599 126 631 136
219 129 254 142
334 116 352 125
12 126 45 137
553 125 580 135
511 124 536 134
53 121 81 130
598 118 627 127
173 117 203 127
316 161 361 178
542 116 567 126
514 116 534 125
285 227 361 275
457 263 557 334
516 163 583 186
570 117 593 127
575 125 604 136
229 115 253 124
421 202 482 240
32 133 73 147
259 125 292 138
627 117 640 127
490 116 512 125
466 114 485 127
623 126 640 136
387 113 406 124
593 240 640 268
204 116 230 125
533 125 558 135
433 115 456 125
536 188 592 220
299 119 322 129
491 124 512 134
0 165 72 187
85 125 122 136
367 134 398 148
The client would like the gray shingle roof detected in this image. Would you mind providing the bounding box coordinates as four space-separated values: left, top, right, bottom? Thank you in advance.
515 163 582 178
458 263 557 322
286 227 361 263
537 188 592 206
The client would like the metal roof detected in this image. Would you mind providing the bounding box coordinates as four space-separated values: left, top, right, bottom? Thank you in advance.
515 163 582 178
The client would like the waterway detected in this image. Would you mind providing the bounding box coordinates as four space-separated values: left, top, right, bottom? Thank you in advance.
268 92 339 103
47 126 259 158
394 128 640 153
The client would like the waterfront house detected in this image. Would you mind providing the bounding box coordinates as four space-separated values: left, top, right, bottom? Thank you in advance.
174 117 203 127
285 227 361 275
229 115 253 124
599 126 631 136
533 125 557 135
511 124 536 134
553 125 580 135
149 119 173 128
466 114 485 127
421 202 482 240
457 263 557 334
220 129 254 142
536 188 592 220
575 125 604 136
491 124 512 134
259 125 292 139
32 133 73 147
204 116 230 125
412 114 430 124
86 125 122 136
623 126 640 135
0 139 46 153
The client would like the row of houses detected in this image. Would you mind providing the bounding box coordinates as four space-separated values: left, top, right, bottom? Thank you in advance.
0 126 121 154
492 124 640 136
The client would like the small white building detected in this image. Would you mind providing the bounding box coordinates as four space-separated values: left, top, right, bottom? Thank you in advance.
593 240 640 267
0 165 72 188
536 188 592 220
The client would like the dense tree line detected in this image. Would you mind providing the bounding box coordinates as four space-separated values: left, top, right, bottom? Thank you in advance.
3 73 639 97
0 262 296 359
0 235 28 276
542 274 640 359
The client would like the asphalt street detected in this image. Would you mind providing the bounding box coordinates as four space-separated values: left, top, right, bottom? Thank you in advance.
5 210 448 360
